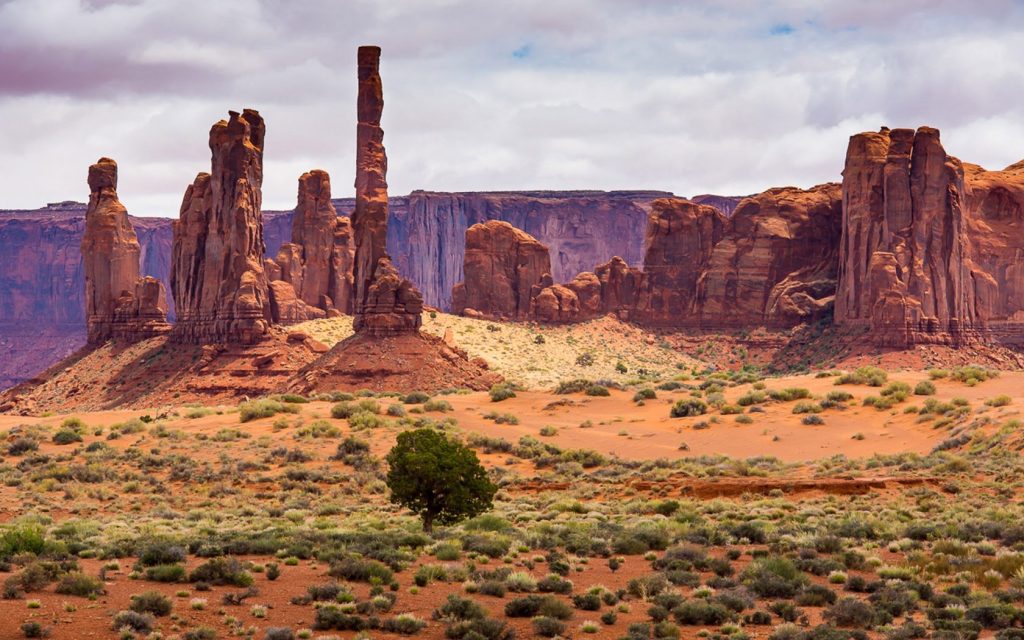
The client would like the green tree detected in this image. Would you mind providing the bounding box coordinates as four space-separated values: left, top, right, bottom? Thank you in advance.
385 429 497 533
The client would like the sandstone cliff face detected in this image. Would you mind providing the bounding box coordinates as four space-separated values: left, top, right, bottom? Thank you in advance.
635 198 726 325
835 126 981 346
385 190 672 310
81 158 170 343
962 160 1024 340
171 109 272 344
351 46 423 336
452 220 552 320
697 184 842 328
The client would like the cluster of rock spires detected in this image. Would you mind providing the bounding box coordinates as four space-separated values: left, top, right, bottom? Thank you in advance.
453 127 1024 349
81 158 170 344
80 46 423 348
74 46 1024 358
453 184 841 330
265 170 354 324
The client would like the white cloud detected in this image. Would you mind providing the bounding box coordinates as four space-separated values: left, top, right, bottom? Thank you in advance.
0 0 1021 214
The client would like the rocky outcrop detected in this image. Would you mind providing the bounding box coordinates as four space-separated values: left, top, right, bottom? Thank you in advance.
503 186 841 328
171 109 272 344
81 158 169 343
634 198 727 325
835 126 981 346
385 190 672 309
452 221 552 320
697 184 842 327
351 45 423 336
265 170 354 324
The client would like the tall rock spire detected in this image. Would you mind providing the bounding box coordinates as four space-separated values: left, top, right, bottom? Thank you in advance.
81 157 169 344
170 109 271 344
351 45 423 335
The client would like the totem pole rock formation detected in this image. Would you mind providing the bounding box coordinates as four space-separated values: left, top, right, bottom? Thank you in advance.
81 157 169 344
351 45 423 335
835 126 979 346
452 220 552 320
265 169 355 324
170 109 272 344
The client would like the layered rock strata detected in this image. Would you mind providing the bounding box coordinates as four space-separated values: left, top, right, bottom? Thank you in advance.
81 158 169 343
350 45 423 336
835 127 987 346
170 109 272 344
265 170 355 324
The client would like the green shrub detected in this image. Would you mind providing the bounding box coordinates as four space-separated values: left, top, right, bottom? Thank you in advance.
769 388 811 401
585 385 610 397
404 391 431 404
55 572 104 597
743 556 808 598
793 401 822 414
824 597 876 628
52 429 83 445
554 379 592 394
951 366 998 385
914 381 936 395
129 590 172 616
112 610 154 633
188 557 253 587
836 367 888 386
144 564 186 582
424 399 453 412
737 391 767 406
633 388 657 402
533 616 567 637
238 399 298 423
489 384 517 402
802 415 826 426
331 401 355 419
986 395 1012 407
670 399 707 418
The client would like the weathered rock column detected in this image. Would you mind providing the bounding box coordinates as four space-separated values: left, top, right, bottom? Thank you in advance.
351 45 423 335
81 157 169 343
170 109 271 344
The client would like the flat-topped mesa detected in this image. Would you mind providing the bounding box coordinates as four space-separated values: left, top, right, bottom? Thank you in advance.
351 45 423 335
81 158 170 344
266 169 355 324
835 126 980 346
452 221 552 320
170 109 271 344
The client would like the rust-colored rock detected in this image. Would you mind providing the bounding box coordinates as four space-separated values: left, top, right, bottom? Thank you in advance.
265 170 354 323
81 158 169 343
835 126 982 346
594 256 642 320
170 109 271 344
634 198 726 325
267 280 325 325
451 221 552 320
351 45 423 335
698 184 842 327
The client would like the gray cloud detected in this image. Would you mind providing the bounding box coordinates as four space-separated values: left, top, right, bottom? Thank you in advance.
0 0 1022 215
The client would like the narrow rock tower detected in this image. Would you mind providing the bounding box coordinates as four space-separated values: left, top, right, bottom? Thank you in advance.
351 45 423 335
81 157 169 344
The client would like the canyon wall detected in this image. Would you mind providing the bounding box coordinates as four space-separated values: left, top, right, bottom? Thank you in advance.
835 126 1024 347
382 190 672 310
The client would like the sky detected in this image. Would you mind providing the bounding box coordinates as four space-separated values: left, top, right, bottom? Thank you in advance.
1 0 1023 216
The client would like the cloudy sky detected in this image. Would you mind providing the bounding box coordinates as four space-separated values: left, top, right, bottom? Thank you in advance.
1 0 1023 216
